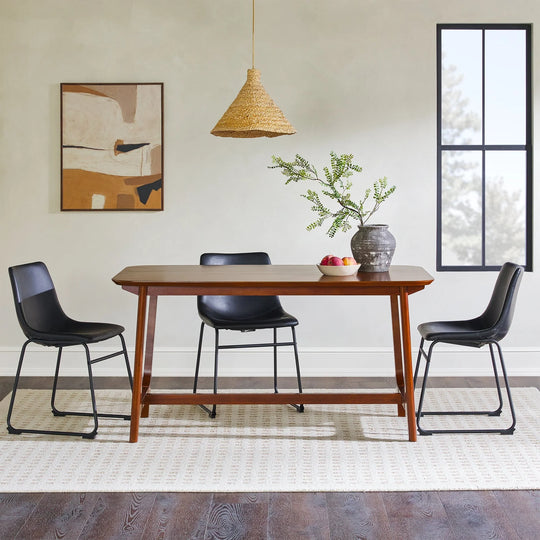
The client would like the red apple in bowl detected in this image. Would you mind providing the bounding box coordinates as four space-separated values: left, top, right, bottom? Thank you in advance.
319 254 334 266
329 256 344 266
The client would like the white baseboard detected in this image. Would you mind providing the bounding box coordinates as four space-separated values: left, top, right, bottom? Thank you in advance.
0 346 539 377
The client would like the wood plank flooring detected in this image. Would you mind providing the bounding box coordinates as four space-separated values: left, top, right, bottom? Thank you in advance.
1 376 538 539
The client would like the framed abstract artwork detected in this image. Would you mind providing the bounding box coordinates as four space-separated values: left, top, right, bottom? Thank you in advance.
61 83 163 210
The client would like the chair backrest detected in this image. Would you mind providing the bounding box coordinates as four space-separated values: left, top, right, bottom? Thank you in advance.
478 262 524 342
8 261 68 340
197 252 283 322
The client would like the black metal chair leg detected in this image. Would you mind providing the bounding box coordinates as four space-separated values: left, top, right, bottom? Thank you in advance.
487 343 504 416
209 329 218 418
51 346 64 416
119 333 133 390
416 340 516 435
413 338 425 387
83 343 99 439
193 322 205 394
7 341 99 439
51 344 131 422
492 342 517 434
273 328 278 393
197 328 218 418
291 326 304 413
415 341 434 435
6 340 31 435
273 327 303 412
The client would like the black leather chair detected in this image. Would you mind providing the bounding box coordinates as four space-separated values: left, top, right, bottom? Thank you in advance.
193 252 304 417
414 262 523 435
7 261 133 439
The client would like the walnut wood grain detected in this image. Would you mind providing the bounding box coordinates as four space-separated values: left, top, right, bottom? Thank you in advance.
113 264 433 295
143 392 402 406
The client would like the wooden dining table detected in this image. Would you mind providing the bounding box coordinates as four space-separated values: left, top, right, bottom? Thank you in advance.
112 264 434 442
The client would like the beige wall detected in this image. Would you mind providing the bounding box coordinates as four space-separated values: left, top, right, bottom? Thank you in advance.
1 0 539 376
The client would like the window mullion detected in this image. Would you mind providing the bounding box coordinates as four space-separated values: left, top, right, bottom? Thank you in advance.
481 28 486 267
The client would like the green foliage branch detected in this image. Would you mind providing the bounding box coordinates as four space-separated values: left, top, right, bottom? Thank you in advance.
269 152 395 237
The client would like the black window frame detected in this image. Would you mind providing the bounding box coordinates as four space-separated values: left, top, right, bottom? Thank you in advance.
436 23 533 272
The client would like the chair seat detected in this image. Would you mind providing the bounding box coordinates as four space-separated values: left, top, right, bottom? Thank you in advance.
200 309 298 330
31 321 125 347
418 319 504 348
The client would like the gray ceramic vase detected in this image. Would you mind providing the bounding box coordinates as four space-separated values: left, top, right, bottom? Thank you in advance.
350 224 396 272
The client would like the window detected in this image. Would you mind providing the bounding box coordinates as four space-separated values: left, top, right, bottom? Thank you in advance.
437 24 532 271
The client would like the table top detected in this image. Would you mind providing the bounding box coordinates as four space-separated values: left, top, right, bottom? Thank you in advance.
113 265 434 296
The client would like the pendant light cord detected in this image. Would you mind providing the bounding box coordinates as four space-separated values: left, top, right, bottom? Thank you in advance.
252 0 255 68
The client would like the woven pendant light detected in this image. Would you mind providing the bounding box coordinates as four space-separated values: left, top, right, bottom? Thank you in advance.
211 0 295 138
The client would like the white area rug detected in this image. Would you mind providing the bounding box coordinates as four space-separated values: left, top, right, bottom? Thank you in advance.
0 388 538 492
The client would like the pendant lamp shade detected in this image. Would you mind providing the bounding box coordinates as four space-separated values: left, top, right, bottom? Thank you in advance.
211 69 296 138
211 0 295 138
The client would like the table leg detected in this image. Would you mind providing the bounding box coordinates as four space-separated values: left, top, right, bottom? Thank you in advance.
141 295 158 418
399 288 417 442
390 295 406 417
129 286 147 443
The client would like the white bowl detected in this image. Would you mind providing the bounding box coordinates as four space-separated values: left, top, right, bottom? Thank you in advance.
317 263 360 276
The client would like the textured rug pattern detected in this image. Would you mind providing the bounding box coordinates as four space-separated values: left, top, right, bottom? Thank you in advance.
0 388 538 492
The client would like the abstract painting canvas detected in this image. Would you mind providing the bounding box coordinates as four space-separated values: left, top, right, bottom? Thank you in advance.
61 83 163 210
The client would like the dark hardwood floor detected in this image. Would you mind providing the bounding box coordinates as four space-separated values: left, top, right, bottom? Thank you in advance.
1 376 538 539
